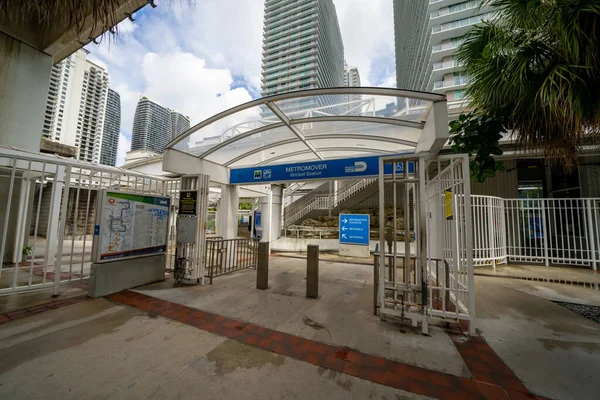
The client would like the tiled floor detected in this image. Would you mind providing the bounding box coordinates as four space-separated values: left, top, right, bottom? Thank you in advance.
107 289 545 400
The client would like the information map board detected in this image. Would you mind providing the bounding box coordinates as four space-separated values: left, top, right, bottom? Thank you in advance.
95 191 171 262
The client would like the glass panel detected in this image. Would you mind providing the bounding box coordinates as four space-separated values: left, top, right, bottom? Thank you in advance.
299 120 422 145
176 104 279 155
204 124 298 165
309 137 414 154
272 93 432 122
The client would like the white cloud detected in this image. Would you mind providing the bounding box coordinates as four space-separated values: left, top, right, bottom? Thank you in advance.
116 132 131 166
84 0 396 158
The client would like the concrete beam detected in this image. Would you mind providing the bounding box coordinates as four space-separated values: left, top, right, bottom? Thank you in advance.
415 100 448 157
163 149 229 185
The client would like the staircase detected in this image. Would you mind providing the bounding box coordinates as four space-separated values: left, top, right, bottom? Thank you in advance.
283 179 377 227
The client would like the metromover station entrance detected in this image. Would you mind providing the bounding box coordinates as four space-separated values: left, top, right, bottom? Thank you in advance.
162 87 475 335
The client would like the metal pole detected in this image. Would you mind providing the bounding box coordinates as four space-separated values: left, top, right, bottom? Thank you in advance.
541 199 550 266
53 166 72 296
307 244 319 299
586 199 597 271
257 241 269 289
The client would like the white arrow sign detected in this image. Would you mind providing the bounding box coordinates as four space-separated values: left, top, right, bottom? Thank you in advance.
342 218 348 224
341 226 347 231
341 234 347 239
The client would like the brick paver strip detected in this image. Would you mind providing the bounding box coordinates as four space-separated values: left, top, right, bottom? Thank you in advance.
0 294 90 325
107 289 545 400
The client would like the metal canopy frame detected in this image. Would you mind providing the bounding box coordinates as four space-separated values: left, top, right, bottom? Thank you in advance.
165 87 446 169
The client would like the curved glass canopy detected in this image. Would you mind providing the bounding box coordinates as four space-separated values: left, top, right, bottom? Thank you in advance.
165 87 446 169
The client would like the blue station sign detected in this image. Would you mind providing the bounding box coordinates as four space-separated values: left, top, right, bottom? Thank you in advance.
230 154 415 185
339 214 370 246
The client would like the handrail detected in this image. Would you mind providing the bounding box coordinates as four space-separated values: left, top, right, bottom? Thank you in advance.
283 178 377 227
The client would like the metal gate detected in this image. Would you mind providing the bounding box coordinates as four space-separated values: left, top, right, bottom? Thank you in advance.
0 146 180 295
375 153 475 335
425 154 475 334
204 238 259 284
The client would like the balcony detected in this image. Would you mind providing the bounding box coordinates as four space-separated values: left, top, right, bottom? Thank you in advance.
432 76 469 92
429 1 488 26
430 12 494 43
262 39 316 60
429 59 463 84
263 29 317 50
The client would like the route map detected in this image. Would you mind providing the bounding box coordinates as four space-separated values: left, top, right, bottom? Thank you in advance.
99 192 170 261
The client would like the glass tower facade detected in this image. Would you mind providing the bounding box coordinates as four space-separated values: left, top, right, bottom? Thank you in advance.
260 0 344 113
394 0 493 112
100 89 121 166
131 97 172 154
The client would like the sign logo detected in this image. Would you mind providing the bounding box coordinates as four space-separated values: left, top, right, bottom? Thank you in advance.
344 161 367 173
263 169 272 179
108 197 115 204
254 170 262 179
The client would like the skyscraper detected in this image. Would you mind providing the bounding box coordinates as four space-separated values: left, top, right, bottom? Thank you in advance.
131 97 189 154
393 0 493 113
131 97 171 154
170 111 191 151
260 0 344 113
343 64 361 114
41 48 110 163
100 89 121 166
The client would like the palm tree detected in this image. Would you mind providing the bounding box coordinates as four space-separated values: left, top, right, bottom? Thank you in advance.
457 0 600 168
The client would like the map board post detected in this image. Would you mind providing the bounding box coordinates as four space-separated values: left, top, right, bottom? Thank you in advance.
338 214 370 258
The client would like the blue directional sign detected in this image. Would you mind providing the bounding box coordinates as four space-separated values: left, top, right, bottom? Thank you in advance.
229 154 415 184
339 214 370 246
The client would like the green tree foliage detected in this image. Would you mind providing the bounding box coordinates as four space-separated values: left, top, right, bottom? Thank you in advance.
449 111 506 182
457 0 600 169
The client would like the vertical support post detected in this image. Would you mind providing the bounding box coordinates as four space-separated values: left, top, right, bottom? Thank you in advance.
378 158 386 317
487 197 496 268
53 166 72 296
374 251 379 315
586 199 597 271
461 155 476 336
307 244 319 299
541 199 550 267
328 181 333 218
257 241 269 289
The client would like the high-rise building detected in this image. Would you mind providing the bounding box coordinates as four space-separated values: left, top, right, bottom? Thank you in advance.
170 111 191 151
260 0 345 113
131 97 171 154
130 97 189 154
100 89 121 166
41 48 110 163
393 0 493 113
343 64 361 114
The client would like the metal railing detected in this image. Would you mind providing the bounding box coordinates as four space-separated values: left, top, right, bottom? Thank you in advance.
283 178 376 227
505 198 599 269
0 145 180 295
204 237 259 284
284 227 339 239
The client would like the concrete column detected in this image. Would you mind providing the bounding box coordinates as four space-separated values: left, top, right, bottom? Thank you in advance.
307 244 319 299
256 241 269 290
0 32 52 152
217 184 239 239
259 184 283 244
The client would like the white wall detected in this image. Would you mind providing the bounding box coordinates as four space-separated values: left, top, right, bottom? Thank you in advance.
0 32 52 152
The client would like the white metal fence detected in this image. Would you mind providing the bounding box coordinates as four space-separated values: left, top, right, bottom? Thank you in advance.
472 195 507 267
504 198 599 269
0 146 180 295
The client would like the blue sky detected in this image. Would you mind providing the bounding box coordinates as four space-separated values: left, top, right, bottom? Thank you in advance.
86 0 396 165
